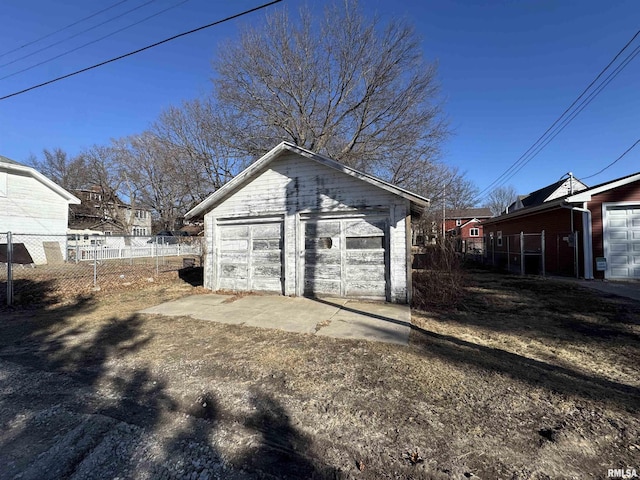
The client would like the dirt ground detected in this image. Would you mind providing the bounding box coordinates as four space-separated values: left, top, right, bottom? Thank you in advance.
0 268 638 479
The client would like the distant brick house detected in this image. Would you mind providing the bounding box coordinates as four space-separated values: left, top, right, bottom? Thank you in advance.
444 208 492 251
483 172 640 280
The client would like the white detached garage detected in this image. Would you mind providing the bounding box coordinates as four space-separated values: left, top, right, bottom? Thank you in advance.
185 142 429 303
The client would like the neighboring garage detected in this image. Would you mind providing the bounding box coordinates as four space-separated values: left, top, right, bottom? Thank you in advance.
483 171 640 280
185 141 429 303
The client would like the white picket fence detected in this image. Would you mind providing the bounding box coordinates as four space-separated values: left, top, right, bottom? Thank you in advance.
74 242 201 262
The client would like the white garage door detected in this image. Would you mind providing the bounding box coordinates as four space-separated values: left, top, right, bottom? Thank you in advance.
303 217 387 299
604 205 640 279
218 222 283 292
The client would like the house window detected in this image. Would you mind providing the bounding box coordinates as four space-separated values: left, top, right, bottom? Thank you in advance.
0 172 6 197
497 231 503 247
469 228 479 237
455 219 461 226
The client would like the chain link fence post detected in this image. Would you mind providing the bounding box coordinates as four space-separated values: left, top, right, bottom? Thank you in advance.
6 232 13 306
541 230 546 276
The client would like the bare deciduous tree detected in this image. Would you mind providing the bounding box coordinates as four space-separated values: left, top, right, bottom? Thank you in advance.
484 185 518 217
152 97 246 206
77 144 142 233
28 148 90 190
212 0 448 187
115 132 191 230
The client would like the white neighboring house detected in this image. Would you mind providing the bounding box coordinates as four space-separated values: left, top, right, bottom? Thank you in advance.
0 155 80 264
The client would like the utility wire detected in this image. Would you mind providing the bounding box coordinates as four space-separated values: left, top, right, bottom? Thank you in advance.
0 0 128 60
0 0 283 102
488 42 640 188
580 139 640 180
0 0 158 70
0 0 190 82
475 28 640 201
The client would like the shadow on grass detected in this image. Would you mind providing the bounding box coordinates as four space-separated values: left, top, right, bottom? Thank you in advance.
415 269 640 347
0 281 335 479
409 323 640 412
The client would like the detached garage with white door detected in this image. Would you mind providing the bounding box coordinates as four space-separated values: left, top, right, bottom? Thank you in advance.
185 142 429 303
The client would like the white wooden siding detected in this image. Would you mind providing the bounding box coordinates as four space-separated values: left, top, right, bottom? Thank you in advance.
0 169 69 235
204 152 411 302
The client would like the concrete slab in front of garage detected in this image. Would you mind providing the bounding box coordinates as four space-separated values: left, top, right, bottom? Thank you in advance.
139 294 411 345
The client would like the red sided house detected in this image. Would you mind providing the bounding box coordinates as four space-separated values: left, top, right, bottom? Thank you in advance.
483 172 640 280
444 208 492 251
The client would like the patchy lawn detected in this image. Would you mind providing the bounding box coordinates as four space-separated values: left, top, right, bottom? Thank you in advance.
0 269 638 479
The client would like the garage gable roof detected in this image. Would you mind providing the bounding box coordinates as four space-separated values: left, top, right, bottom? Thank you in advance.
185 141 430 219
0 156 81 204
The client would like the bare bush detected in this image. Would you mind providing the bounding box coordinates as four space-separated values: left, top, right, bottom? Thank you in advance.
412 241 466 310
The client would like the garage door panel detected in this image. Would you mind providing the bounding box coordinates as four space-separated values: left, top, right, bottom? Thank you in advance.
219 276 249 290
306 221 341 237
346 281 387 297
304 279 340 295
221 263 248 276
610 254 630 265
609 231 628 240
346 265 385 281
252 251 282 262
253 265 281 277
609 218 628 228
252 224 281 238
611 267 630 277
221 239 249 251
305 250 340 265
220 226 249 239
252 239 281 250
346 250 385 265
252 278 282 291
610 243 630 252
305 264 341 279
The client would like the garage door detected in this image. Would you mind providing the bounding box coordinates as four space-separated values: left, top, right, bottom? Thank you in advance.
218 222 283 292
303 217 387 299
604 205 640 279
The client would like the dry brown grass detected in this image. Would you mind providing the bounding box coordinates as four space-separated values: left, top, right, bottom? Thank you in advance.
0 269 638 478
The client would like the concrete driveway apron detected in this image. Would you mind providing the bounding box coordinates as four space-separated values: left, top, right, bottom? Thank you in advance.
140 294 411 345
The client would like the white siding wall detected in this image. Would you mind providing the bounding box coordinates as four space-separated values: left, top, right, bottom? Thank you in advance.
204 152 412 302
0 170 69 235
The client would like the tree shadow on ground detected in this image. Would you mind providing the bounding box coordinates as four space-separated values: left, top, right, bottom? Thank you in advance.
0 287 335 479
409 323 640 413
414 270 640 350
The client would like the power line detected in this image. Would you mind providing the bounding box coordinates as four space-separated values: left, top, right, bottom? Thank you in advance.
487 42 640 189
0 0 158 71
0 0 128 60
0 0 283 102
581 139 640 180
0 0 191 82
475 28 640 201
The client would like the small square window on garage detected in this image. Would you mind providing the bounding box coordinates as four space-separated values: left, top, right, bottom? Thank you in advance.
346 236 383 249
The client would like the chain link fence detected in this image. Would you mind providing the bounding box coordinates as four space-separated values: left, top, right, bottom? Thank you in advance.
1 232 203 306
484 231 545 276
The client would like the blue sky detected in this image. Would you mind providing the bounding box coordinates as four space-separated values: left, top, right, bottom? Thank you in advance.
0 0 638 203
